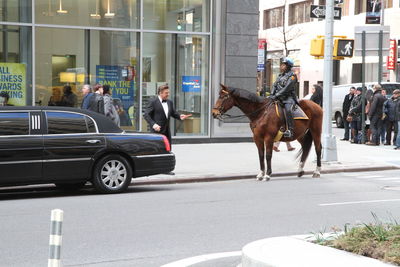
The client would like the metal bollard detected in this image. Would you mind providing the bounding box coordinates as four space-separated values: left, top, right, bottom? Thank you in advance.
48 209 64 267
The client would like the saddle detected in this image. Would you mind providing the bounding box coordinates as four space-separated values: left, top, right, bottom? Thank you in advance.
274 103 309 141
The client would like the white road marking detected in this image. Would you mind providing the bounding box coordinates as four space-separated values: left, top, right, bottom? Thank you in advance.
375 177 400 181
319 199 400 206
161 251 241 267
358 175 384 179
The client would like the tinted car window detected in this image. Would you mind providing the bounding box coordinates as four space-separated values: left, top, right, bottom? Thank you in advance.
0 112 29 135
85 116 97 133
382 84 400 97
47 112 88 134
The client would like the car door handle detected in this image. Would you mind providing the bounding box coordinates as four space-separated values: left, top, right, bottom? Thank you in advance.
86 139 101 144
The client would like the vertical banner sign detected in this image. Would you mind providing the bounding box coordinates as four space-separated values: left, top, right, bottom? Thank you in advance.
397 40 400 63
366 0 381 24
257 39 266 71
182 76 201 92
0 63 26 106
96 65 135 126
387 40 396 70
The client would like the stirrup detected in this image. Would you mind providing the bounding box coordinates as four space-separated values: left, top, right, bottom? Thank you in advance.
283 130 293 138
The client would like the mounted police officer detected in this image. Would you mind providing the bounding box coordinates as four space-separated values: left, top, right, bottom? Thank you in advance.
269 57 298 139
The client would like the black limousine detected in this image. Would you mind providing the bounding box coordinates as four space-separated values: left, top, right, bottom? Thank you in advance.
0 106 175 193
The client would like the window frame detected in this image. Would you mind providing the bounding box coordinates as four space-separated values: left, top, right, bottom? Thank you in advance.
45 111 99 135
0 111 30 136
289 0 312 26
263 6 284 30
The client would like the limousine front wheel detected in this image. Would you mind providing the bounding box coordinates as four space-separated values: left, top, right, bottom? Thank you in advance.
92 154 132 193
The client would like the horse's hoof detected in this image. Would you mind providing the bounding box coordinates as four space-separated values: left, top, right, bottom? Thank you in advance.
312 173 320 178
297 171 304 177
262 175 270 181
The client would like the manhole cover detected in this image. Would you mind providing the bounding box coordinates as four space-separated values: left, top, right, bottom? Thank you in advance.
383 186 400 191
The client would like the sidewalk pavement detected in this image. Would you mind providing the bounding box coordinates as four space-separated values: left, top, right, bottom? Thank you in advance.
133 138 400 185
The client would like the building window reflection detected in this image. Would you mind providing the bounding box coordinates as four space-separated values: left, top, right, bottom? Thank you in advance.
35 0 139 29
0 0 211 138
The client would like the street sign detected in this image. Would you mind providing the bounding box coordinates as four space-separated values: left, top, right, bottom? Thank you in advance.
257 39 266 71
354 26 390 56
310 5 342 20
334 39 354 57
387 40 396 70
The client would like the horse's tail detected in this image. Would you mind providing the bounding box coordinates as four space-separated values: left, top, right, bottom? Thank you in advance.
296 129 313 163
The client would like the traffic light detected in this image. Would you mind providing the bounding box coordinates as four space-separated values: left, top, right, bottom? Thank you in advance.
310 38 324 57
333 39 354 57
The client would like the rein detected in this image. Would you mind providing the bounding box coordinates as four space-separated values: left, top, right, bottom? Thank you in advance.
218 97 275 121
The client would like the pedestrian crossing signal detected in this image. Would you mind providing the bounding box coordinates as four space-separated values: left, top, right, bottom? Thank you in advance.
334 39 354 57
310 38 325 57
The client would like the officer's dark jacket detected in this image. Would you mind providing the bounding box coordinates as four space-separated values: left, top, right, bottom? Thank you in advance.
271 70 297 101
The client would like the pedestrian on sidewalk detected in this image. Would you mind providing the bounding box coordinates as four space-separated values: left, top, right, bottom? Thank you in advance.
380 89 388 144
143 84 191 146
341 86 355 141
348 87 363 143
384 89 399 145
101 84 121 126
81 84 105 114
366 84 386 146
310 84 323 107
393 89 400 150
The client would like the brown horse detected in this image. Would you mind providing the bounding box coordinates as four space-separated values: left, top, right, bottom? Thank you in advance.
212 84 323 181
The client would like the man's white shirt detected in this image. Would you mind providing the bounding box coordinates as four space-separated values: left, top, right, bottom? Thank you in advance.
158 96 169 118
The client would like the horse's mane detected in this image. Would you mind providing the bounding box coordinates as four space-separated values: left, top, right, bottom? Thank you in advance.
227 87 264 103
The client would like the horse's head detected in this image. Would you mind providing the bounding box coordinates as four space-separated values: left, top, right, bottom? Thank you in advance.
212 84 235 119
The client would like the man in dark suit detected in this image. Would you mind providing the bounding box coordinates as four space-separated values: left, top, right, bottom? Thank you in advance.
341 86 355 141
143 84 191 146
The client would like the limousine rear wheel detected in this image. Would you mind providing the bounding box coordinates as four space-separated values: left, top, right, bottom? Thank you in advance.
92 154 132 193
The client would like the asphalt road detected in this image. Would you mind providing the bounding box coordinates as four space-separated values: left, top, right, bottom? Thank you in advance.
0 170 399 267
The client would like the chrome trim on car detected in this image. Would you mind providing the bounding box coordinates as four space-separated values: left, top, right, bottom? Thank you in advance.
0 134 43 138
0 158 92 164
43 158 92 163
135 154 174 158
31 114 41 130
0 160 42 164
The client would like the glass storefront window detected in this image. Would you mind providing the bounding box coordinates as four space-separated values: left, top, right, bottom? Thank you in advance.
0 25 32 106
142 33 209 136
35 0 139 29
35 27 140 129
0 0 31 23
143 0 209 32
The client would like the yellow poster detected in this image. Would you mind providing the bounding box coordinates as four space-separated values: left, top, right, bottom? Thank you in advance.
0 63 26 106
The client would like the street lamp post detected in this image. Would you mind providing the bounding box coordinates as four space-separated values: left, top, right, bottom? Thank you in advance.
322 0 338 161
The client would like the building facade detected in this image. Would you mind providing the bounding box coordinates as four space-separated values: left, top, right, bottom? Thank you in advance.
259 0 400 97
0 0 259 141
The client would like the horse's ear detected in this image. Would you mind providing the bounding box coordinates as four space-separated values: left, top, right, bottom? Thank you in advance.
220 84 229 95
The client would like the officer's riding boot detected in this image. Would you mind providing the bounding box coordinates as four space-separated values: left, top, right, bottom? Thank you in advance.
283 106 294 139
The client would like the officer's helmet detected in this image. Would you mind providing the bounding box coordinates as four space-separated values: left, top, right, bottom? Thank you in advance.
280 57 294 68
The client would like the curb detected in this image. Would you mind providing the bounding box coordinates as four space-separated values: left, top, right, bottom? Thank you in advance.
132 165 400 186
241 236 394 267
